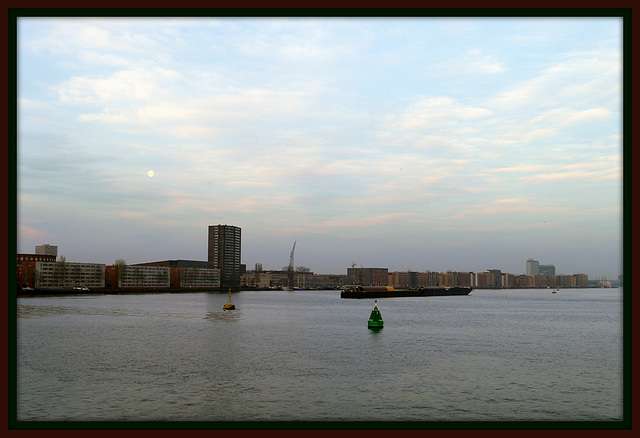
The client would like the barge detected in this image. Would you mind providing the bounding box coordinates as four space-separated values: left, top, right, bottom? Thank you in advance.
340 285 472 299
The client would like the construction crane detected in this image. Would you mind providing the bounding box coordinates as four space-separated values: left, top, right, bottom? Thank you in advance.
288 241 296 290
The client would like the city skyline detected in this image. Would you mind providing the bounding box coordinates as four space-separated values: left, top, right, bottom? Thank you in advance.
15 14 624 280
21 240 610 281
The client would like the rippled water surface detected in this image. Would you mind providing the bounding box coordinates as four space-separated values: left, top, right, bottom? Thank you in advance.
16 288 624 423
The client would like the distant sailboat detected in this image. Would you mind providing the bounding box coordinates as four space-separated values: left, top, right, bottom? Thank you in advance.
223 289 236 310
368 300 384 330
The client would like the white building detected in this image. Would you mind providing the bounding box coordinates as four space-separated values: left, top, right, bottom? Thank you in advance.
35 261 105 288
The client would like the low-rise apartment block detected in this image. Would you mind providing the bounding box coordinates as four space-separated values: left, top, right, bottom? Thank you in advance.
35 261 105 288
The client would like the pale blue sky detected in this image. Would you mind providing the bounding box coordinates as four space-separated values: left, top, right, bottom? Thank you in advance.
16 16 624 278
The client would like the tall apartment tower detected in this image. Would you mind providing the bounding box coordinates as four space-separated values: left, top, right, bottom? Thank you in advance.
208 225 241 288
526 258 539 276
35 244 58 257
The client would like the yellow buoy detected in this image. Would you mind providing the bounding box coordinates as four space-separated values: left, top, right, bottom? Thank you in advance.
223 289 236 310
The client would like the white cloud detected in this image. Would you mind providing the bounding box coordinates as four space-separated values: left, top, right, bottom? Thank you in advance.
490 49 621 112
58 67 180 104
437 48 506 75
491 155 621 184
393 97 492 129
565 108 611 125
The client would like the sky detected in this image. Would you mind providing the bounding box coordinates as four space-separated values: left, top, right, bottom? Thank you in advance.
15 15 624 279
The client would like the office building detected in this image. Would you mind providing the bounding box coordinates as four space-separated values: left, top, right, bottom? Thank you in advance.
208 225 241 288
526 258 539 276
539 264 556 276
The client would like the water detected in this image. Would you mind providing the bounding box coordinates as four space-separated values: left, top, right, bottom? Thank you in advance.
15 288 624 424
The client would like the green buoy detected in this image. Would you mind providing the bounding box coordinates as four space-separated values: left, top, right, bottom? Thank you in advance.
368 300 384 330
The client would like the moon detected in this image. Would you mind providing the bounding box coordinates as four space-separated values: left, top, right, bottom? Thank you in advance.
147 170 155 178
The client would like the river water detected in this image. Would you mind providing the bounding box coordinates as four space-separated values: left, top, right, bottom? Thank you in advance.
15 288 624 425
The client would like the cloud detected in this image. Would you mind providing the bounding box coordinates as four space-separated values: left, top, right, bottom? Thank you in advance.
528 107 611 129
437 48 506 75
565 108 611 125
22 19 175 67
392 97 492 129
492 155 621 184
59 67 180 105
490 49 620 111
439 226 499 232
313 213 415 229
522 167 620 183
438 197 574 226
19 224 47 241
492 164 550 173
494 197 530 204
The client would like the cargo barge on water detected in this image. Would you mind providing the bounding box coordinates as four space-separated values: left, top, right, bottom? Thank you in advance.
340 285 472 299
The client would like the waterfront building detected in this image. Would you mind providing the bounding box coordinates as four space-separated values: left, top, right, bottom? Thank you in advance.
17 254 58 288
115 265 170 288
416 272 429 287
35 244 58 257
295 271 314 289
539 264 556 276
533 274 551 288
473 271 490 288
503 273 515 288
424 271 440 286
556 274 577 287
488 269 502 288
388 271 418 288
573 273 589 287
132 260 220 288
439 271 455 287
307 274 348 289
456 272 473 287
178 266 220 288
526 258 539 276
262 270 289 288
35 261 105 288
104 263 219 289
347 267 388 286
240 272 271 288
208 225 242 289
514 275 528 288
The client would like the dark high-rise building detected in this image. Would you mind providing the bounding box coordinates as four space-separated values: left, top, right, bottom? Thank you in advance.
539 264 556 276
208 225 241 289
